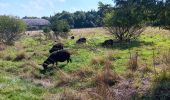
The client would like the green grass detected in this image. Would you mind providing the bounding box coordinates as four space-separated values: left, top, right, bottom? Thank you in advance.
0 72 45 100
0 27 170 99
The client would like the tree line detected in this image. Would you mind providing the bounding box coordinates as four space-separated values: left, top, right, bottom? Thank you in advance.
23 2 112 29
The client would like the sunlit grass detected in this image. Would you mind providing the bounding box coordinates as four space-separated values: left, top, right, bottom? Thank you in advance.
0 27 170 99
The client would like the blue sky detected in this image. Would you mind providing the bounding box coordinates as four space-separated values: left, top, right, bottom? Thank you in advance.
0 0 113 18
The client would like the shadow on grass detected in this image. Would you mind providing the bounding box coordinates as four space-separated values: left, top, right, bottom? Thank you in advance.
58 64 67 69
101 40 154 50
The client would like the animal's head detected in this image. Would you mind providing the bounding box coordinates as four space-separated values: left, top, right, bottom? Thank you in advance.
42 63 48 70
49 49 53 53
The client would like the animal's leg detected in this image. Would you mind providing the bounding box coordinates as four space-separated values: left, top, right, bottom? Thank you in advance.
55 62 58 66
69 58 72 63
52 62 55 67
43 66 47 70
67 59 72 63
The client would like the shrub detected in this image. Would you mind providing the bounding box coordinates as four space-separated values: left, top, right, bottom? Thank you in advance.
43 27 51 39
0 16 27 45
104 1 145 41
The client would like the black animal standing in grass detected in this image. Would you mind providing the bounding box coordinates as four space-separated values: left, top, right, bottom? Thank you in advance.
102 39 114 47
49 43 64 53
43 50 72 70
76 38 86 44
71 36 75 39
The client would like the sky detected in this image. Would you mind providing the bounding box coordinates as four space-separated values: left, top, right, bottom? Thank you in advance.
0 0 114 18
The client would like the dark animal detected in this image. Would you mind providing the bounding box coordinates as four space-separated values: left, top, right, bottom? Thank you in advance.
42 50 72 70
49 43 64 53
102 39 114 47
71 36 75 39
76 38 86 44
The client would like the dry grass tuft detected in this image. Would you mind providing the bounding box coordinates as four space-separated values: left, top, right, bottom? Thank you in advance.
123 70 134 79
106 51 116 61
91 56 105 65
59 88 90 100
139 64 153 73
20 61 39 69
73 66 95 78
94 61 119 87
128 52 139 71
162 52 170 70
19 61 40 79
14 51 27 61
15 42 24 50
56 70 72 87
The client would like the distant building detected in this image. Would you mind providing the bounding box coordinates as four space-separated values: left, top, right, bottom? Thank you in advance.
23 19 50 30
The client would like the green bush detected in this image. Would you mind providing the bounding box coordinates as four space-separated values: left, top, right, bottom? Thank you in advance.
43 27 51 39
0 16 27 45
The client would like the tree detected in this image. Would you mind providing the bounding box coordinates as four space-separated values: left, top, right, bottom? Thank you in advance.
104 0 145 41
0 16 27 45
98 2 113 26
155 0 170 30
50 19 70 37
49 10 102 28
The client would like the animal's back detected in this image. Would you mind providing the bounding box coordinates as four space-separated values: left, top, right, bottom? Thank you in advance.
51 50 70 62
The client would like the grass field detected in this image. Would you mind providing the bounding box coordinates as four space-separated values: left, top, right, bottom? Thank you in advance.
0 27 170 100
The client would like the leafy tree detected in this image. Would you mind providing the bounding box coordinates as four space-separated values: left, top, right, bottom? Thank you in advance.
73 11 86 28
0 16 27 45
98 2 113 26
50 11 75 28
104 0 145 41
155 0 170 30
50 19 70 36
